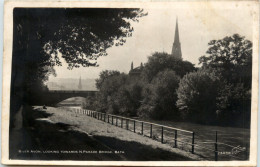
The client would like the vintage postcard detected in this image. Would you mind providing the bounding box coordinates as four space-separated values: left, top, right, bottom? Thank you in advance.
1 0 259 166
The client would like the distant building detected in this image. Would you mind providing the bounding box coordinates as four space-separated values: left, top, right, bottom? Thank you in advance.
78 76 82 90
129 62 144 77
129 17 182 75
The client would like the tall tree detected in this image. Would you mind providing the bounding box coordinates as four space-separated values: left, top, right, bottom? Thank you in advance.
10 8 146 128
199 34 252 88
176 69 220 124
139 69 180 120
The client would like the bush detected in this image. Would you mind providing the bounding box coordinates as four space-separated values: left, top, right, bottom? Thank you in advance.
138 69 180 120
176 69 220 124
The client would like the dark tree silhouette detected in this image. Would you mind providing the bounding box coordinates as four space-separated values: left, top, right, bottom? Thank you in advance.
141 52 196 82
10 8 146 129
199 34 252 88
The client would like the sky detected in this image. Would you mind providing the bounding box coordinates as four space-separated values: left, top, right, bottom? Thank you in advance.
48 1 255 81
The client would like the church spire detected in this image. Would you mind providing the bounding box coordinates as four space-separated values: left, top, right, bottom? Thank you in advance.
171 17 182 59
174 17 180 44
78 76 82 90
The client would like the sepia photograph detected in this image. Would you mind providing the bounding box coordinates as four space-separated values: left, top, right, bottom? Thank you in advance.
1 0 259 166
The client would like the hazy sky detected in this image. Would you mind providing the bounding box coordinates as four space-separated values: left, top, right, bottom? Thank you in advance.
48 1 255 81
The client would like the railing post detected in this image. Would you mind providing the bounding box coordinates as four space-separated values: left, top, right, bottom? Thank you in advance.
134 121 136 133
174 130 177 148
108 115 110 123
126 119 129 130
215 143 218 161
116 117 118 126
215 131 218 161
141 122 144 135
121 118 123 128
161 126 164 143
192 132 195 154
104 113 106 122
112 116 114 125
150 124 152 138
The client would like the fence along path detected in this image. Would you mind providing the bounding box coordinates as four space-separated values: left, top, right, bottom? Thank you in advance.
70 108 249 161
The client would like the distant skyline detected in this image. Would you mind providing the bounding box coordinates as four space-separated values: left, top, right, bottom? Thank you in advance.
48 2 254 82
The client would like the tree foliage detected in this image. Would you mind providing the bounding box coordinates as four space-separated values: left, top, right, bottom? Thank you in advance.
14 8 147 69
10 8 146 129
216 83 251 127
199 34 252 88
141 52 196 82
94 70 143 116
11 8 146 104
91 52 195 120
95 70 121 90
176 69 220 124
177 34 252 127
138 69 180 120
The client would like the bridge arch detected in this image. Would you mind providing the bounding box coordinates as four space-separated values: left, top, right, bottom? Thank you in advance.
42 90 98 106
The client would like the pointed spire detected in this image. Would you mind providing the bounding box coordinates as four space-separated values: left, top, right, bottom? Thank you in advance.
140 62 143 68
174 17 180 44
78 76 82 90
131 61 133 70
171 17 182 59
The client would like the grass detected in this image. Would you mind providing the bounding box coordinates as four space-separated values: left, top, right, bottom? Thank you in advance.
58 97 250 161
102 114 250 161
9 105 195 161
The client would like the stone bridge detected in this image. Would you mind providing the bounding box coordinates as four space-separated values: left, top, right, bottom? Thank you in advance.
42 90 98 105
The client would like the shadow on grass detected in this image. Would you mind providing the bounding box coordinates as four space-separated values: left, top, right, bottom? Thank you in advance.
9 106 191 161
94 135 191 161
